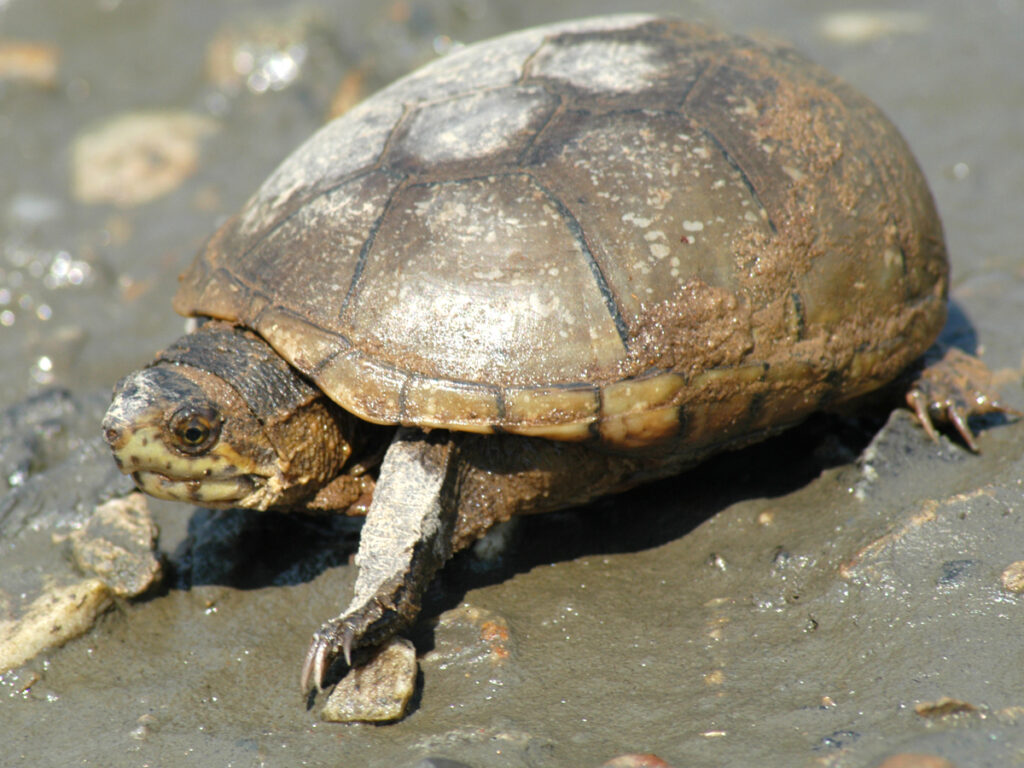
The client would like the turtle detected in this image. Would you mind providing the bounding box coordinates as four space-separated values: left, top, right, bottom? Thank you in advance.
102 15 996 695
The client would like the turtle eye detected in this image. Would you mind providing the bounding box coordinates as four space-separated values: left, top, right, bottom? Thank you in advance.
168 405 222 454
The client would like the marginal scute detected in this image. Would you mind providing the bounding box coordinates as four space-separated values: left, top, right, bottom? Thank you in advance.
503 385 599 426
599 405 682 449
842 340 913 401
502 421 595 442
597 372 685 448
401 377 499 432
600 372 684 417
174 253 247 324
317 351 406 424
688 363 767 391
745 359 823 431
682 364 768 447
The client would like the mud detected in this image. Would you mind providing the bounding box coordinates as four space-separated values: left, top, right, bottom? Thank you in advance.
2 1 1023 766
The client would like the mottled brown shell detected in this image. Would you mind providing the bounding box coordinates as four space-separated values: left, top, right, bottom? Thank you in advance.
175 15 947 451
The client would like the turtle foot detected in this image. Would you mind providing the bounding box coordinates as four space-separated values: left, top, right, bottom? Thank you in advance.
300 597 397 693
906 346 1021 452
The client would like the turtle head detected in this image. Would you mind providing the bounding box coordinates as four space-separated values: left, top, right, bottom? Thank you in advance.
103 364 282 508
103 321 356 510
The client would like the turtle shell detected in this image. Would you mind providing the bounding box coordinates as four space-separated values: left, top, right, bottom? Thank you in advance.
175 16 947 451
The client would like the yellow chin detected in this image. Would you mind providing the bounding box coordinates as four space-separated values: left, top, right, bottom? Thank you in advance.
133 470 261 506
111 424 273 508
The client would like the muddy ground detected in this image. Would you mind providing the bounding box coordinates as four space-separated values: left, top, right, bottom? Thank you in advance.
1 0 1023 766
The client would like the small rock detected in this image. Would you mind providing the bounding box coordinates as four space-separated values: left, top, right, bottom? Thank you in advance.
328 67 368 119
818 11 927 43
0 41 59 88
1000 561 1024 592
914 697 977 718
71 111 218 207
70 493 161 598
0 578 111 674
874 754 956 768
321 637 417 723
600 754 674 768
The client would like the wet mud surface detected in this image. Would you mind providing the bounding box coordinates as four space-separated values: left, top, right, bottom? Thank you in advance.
2 1 1023 766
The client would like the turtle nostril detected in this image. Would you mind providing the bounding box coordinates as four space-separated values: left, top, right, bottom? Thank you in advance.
103 424 122 446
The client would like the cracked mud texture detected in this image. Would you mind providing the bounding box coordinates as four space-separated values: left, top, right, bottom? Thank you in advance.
1 0 1023 766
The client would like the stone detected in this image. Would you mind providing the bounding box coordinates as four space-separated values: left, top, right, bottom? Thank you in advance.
71 111 218 207
914 697 977 718
321 637 417 723
0 578 111 674
1000 561 1024 592
601 755 674 768
70 492 161 598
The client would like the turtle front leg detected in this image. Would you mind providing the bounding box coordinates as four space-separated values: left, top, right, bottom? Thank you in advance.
300 428 460 692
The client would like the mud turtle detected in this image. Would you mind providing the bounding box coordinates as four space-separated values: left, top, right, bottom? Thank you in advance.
104 16 952 693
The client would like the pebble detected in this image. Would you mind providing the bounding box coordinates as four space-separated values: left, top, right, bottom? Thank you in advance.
321 637 417 723
818 11 927 43
71 111 218 207
914 697 976 718
600 754 674 768
1000 560 1024 592
328 67 368 119
70 493 162 598
0 40 59 88
0 578 111 674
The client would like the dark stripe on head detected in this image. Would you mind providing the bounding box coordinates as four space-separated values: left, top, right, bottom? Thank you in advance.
154 321 318 425
115 364 209 407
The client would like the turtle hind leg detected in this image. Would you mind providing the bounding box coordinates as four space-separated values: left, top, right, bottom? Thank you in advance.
301 428 460 693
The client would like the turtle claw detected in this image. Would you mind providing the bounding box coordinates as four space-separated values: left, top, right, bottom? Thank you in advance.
342 622 355 667
906 388 941 444
300 617 359 693
300 600 394 693
299 627 330 693
946 403 978 453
